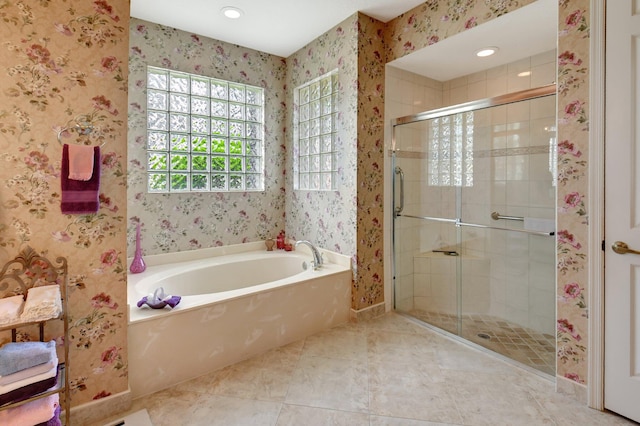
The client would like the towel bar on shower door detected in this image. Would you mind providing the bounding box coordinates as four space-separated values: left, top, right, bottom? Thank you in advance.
491 211 524 221
396 213 554 237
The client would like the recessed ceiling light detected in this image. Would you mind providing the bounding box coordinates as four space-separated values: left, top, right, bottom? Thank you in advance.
518 71 532 77
221 6 243 19
475 47 498 57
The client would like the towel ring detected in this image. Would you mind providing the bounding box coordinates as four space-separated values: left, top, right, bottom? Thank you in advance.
57 114 107 147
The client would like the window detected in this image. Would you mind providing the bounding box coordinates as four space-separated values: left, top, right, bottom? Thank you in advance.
428 112 474 187
146 66 265 192
294 70 338 191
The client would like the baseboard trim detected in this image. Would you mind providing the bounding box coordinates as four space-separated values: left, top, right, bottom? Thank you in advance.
69 388 132 426
556 375 588 405
350 302 386 322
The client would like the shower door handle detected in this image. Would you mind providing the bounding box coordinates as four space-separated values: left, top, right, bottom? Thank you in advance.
612 241 640 255
394 166 404 215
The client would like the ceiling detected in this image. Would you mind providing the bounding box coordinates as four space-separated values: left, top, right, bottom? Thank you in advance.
130 0 426 57
130 0 557 81
388 0 557 81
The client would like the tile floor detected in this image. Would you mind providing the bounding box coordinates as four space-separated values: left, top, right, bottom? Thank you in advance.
96 313 635 426
409 310 556 376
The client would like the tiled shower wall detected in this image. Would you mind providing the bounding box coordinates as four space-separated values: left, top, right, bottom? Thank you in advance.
386 50 557 335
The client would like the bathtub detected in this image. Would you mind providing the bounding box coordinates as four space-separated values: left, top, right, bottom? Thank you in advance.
127 241 352 398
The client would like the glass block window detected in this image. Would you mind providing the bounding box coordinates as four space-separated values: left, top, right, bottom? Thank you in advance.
428 111 474 187
146 66 265 192
294 70 338 191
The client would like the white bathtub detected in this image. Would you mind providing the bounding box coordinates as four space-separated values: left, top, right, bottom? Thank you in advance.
127 242 352 398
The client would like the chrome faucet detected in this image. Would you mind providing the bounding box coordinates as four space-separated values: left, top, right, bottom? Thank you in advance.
295 240 323 270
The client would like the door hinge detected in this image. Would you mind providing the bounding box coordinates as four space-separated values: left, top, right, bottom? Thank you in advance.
602 240 606 251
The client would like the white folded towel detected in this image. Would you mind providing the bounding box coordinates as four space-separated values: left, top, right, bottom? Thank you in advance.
0 362 57 395
0 295 25 326
19 285 62 323
523 217 555 233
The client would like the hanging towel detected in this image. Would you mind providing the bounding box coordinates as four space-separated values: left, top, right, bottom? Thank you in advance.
0 393 59 426
60 143 100 214
0 341 56 376
19 285 62 323
0 295 25 326
67 143 95 180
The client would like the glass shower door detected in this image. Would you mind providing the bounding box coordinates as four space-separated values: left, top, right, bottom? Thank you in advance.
457 97 557 375
391 87 557 376
392 118 461 334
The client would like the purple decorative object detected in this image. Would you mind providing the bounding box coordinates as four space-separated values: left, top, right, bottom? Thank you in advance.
129 223 146 274
137 287 181 309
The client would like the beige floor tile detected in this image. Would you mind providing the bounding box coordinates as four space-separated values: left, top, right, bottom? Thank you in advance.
110 312 633 426
208 362 295 401
368 377 463 424
276 404 369 425
188 394 281 426
301 326 368 361
448 377 555 426
370 416 455 426
368 366 457 422
530 390 637 426
433 342 524 375
364 313 430 334
207 341 302 401
366 329 441 366
136 389 210 426
285 355 369 413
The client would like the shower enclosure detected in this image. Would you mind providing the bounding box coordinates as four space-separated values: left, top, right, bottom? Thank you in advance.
392 85 557 376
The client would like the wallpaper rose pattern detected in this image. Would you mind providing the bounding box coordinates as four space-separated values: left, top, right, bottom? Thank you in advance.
127 19 286 256
384 0 536 62
556 0 590 387
0 0 129 407
285 14 386 312
285 16 358 261
355 15 386 309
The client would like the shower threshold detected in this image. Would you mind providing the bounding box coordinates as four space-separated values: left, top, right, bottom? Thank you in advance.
405 310 555 377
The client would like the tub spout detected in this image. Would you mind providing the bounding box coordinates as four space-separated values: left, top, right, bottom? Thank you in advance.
295 240 323 270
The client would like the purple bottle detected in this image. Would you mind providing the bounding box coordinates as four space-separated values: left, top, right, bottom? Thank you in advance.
129 223 146 274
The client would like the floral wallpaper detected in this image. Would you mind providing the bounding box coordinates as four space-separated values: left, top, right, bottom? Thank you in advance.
384 0 536 62
0 0 129 408
355 15 386 310
285 14 386 312
556 0 590 387
128 19 286 256
285 15 359 260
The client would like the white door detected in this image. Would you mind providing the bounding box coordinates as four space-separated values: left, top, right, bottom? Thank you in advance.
604 1 640 422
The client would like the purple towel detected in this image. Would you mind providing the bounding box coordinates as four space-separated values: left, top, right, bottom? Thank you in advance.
0 369 58 406
35 403 61 426
60 144 100 214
